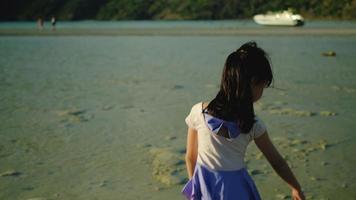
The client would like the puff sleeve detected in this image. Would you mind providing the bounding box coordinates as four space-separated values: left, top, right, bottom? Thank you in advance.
185 104 198 129
251 116 267 139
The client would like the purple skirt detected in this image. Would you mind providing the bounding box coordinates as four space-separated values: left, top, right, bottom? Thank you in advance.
181 163 261 200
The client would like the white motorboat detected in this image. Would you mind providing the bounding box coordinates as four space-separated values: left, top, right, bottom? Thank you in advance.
253 10 304 26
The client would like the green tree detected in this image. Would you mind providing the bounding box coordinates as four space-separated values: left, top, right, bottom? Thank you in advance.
1 0 356 21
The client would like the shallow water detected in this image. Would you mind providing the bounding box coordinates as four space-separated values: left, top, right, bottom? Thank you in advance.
0 21 356 200
1 19 356 29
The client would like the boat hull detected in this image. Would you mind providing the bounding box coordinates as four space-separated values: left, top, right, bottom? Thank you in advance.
253 14 304 26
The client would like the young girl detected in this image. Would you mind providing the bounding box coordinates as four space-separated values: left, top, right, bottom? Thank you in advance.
182 42 305 200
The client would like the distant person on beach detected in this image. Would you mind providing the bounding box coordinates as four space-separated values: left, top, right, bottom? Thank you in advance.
182 41 305 200
37 17 44 30
51 16 56 31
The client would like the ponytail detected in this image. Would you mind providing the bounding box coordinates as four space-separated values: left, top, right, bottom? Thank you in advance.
206 41 273 133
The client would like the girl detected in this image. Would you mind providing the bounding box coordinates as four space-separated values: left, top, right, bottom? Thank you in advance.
182 42 305 200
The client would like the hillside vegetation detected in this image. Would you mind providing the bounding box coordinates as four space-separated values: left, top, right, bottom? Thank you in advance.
1 0 355 21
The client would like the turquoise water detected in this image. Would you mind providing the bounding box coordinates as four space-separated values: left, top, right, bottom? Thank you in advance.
0 21 356 200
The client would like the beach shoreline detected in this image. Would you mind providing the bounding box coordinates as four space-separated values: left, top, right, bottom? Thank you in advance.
0 27 356 36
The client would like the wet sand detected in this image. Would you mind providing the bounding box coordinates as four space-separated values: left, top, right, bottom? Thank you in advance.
0 29 355 199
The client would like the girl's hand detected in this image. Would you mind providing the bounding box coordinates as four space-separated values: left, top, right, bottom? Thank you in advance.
254 133 305 200
292 188 305 200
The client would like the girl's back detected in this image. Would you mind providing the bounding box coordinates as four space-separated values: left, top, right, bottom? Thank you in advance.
182 42 305 200
186 102 266 171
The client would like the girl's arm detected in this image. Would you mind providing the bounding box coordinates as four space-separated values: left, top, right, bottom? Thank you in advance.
185 127 198 179
254 132 305 200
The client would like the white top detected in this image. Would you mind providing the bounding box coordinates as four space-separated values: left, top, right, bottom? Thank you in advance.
185 102 267 171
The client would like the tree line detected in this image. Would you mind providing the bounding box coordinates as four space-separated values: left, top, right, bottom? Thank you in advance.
1 0 355 21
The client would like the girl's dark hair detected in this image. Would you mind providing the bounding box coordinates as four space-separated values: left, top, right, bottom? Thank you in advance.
205 41 273 133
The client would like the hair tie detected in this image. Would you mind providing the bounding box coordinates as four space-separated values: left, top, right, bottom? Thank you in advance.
236 49 248 59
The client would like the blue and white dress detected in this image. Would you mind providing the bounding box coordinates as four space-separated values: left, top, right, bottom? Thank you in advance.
182 102 267 200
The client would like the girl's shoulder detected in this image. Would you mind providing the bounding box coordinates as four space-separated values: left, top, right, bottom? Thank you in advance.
202 102 209 110
251 115 267 139
188 101 208 113
185 101 207 129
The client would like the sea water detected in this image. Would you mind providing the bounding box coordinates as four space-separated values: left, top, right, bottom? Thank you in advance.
0 21 356 200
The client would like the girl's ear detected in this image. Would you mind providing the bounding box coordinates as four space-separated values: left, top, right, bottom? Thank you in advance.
251 78 267 88
250 78 258 87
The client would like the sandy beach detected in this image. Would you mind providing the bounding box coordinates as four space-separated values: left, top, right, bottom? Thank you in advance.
0 21 356 199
